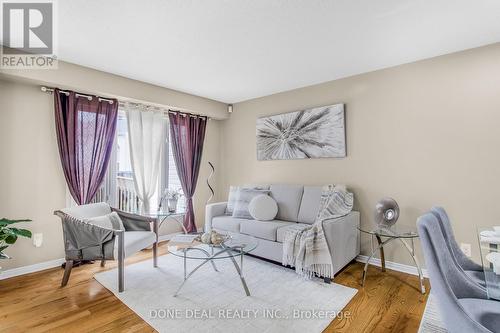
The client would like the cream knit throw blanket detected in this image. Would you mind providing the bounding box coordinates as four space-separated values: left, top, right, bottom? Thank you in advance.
282 184 354 278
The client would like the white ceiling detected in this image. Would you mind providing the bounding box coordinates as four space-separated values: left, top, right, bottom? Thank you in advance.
57 0 500 103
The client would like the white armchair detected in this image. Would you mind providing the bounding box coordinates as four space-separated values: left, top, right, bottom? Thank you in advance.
54 202 158 292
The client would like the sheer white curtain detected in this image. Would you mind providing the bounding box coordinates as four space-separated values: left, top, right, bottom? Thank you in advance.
126 104 167 213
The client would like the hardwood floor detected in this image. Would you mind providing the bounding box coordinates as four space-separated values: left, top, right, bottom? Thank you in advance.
0 243 429 332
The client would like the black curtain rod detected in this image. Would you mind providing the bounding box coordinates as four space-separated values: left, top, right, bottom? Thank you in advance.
167 109 208 119
40 86 115 104
42 86 211 119
119 101 209 119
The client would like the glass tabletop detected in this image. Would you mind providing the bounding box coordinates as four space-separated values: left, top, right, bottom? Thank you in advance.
128 209 186 219
358 224 419 238
478 227 500 301
168 235 259 260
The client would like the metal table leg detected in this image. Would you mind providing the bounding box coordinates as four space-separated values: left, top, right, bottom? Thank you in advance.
159 215 188 234
375 234 386 272
362 237 397 286
223 245 251 296
398 238 426 294
183 250 187 280
174 247 231 297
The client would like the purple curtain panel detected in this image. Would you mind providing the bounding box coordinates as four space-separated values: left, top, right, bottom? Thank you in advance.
54 89 118 205
168 112 207 233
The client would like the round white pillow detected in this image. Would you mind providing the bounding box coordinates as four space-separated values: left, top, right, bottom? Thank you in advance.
248 194 278 221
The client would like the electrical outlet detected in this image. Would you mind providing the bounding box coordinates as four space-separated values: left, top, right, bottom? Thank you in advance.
460 243 472 257
33 233 43 247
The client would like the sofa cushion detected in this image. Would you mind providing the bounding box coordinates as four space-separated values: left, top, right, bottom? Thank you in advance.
233 188 270 219
276 223 311 243
85 212 125 231
61 202 112 219
239 220 295 241
113 231 156 259
243 184 270 190
298 186 322 224
226 185 270 215
212 216 247 233
270 184 304 222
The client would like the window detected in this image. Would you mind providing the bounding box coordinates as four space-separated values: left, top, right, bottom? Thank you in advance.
115 111 140 211
94 108 184 213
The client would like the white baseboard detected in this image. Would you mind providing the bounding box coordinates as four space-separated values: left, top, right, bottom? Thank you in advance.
356 255 428 278
0 258 65 280
0 246 425 281
0 232 181 281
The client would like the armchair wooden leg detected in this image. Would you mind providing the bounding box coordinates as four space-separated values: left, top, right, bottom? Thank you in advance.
118 257 124 292
153 219 159 268
100 259 106 267
61 260 73 287
153 241 158 268
117 231 125 292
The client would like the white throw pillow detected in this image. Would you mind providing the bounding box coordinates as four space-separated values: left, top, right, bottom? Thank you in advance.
226 185 270 215
232 188 269 219
249 194 278 221
85 212 125 231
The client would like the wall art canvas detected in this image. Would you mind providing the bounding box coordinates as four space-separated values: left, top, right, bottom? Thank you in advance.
256 103 345 160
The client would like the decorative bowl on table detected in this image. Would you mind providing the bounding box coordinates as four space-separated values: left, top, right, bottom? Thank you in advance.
197 231 230 246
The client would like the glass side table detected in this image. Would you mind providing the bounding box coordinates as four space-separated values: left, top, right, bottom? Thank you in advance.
478 227 500 301
358 225 426 294
140 210 188 234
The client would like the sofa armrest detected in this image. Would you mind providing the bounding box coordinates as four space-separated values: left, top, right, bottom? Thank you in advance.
205 202 228 232
322 211 360 275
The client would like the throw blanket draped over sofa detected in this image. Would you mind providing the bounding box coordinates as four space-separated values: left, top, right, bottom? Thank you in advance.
282 184 354 278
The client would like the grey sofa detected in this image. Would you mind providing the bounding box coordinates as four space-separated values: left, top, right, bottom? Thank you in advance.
205 184 360 279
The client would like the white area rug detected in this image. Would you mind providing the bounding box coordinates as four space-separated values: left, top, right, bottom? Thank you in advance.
418 294 447 333
94 254 357 333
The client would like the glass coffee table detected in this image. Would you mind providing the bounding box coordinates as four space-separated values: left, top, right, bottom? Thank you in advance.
168 235 258 297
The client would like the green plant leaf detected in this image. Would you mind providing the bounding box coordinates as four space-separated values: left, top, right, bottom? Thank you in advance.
0 245 8 253
5 235 17 244
0 218 32 226
6 228 32 238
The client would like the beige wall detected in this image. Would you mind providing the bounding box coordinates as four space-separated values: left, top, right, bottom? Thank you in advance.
0 81 66 270
0 79 222 271
220 43 500 267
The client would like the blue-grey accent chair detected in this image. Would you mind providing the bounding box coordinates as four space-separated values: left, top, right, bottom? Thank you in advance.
431 206 486 288
417 213 500 333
